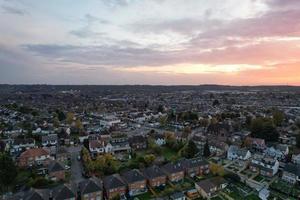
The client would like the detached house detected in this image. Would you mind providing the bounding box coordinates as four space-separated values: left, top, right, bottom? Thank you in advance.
227 145 251 161
265 144 289 161
42 134 58 146
121 169 147 196
152 134 166 146
110 136 131 154
282 163 300 184
143 165 167 188
162 162 185 183
249 156 279 177
103 174 126 200
10 138 35 156
18 148 51 168
89 140 113 157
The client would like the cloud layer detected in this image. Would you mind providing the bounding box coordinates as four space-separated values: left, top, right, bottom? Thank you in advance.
0 0 300 85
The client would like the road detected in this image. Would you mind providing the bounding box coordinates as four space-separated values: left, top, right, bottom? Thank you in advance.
67 145 84 184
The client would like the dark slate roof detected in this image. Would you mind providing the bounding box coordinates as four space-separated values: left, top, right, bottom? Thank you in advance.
42 134 58 142
121 169 145 184
284 163 300 176
196 177 226 194
13 138 35 145
10 189 49 200
196 179 216 194
187 157 209 168
52 184 75 200
48 161 65 173
103 174 126 190
143 165 166 179
162 162 184 174
79 178 102 195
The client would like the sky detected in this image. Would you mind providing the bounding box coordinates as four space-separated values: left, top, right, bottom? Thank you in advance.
0 0 300 85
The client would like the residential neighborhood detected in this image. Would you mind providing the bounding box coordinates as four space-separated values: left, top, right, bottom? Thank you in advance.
1 85 300 200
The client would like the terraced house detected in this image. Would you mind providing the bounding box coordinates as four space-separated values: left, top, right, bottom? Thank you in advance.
121 169 147 196
143 165 167 188
162 162 185 183
79 178 103 200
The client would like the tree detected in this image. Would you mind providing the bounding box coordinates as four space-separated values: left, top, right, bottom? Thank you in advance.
157 105 164 113
182 141 198 158
251 117 279 142
272 109 284 126
56 110 66 121
0 153 17 192
213 99 220 107
53 117 60 128
66 112 74 125
296 119 300 129
75 119 83 132
210 163 224 176
159 115 168 127
144 154 156 166
203 140 211 158
296 134 300 148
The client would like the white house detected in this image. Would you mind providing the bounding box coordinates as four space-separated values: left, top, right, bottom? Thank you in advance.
89 140 113 155
100 115 121 128
250 156 279 177
227 145 251 161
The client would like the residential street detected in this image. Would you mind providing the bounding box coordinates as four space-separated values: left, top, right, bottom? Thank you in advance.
68 145 84 183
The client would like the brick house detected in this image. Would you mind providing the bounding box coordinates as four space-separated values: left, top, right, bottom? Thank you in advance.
121 169 147 196
180 158 210 177
162 162 185 183
195 177 227 199
48 161 65 181
18 148 51 168
103 174 126 200
143 165 167 188
51 184 76 200
79 178 103 200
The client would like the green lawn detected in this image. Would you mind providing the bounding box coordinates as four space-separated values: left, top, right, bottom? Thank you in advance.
132 192 153 200
270 180 300 199
211 196 223 200
245 194 261 200
161 147 179 160
253 175 264 182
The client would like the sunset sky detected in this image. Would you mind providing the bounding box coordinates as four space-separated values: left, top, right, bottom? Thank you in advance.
0 0 300 85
